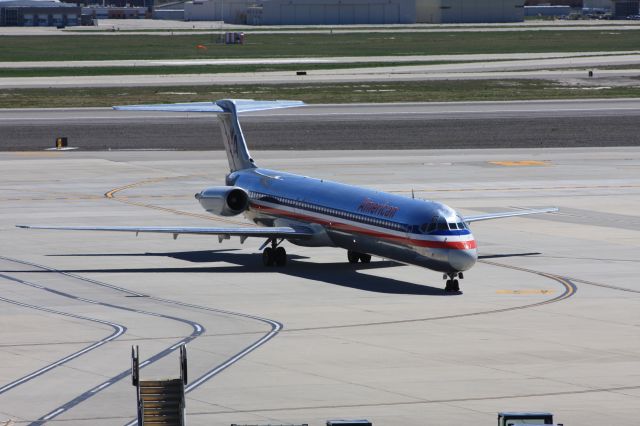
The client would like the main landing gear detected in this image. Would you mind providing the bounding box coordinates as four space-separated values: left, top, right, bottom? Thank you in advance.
262 239 287 267
444 272 463 293
347 250 371 264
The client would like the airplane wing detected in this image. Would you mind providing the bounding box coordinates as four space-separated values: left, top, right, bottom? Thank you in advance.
16 225 314 240
463 207 558 223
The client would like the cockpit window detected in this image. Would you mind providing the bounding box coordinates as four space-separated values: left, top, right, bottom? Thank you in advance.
421 217 468 234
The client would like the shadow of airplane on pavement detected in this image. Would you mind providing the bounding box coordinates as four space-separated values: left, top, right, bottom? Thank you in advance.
42 249 453 296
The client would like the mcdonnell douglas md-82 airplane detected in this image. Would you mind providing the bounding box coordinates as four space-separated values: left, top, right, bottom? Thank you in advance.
19 99 557 292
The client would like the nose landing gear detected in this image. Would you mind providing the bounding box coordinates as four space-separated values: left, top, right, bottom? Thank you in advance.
444 272 463 293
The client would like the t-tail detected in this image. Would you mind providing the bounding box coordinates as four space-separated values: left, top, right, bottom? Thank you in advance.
113 99 306 172
216 99 256 172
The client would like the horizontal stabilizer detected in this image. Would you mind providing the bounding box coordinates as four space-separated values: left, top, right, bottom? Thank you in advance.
463 207 558 223
113 99 305 113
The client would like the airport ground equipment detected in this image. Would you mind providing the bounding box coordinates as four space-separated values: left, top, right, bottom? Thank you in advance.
55 137 67 149
132 345 188 426
498 412 553 425
326 421 372 426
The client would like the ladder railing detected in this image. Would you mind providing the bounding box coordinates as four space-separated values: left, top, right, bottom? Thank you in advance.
132 345 187 426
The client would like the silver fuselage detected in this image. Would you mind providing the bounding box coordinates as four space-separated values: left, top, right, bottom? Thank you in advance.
211 168 477 274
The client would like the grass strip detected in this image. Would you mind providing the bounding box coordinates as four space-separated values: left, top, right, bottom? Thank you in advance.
3 30 640 62
3 79 640 108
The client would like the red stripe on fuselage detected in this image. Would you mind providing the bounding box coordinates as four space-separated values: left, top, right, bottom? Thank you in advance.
250 202 477 250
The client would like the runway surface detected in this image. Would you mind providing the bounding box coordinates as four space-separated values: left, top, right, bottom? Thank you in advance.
1 147 639 425
1 45 640 90
2 100 640 151
1 51 637 69
2 54 640 88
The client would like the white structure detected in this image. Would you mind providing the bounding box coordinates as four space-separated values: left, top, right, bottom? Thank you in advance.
416 0 524 23
183 0 525 24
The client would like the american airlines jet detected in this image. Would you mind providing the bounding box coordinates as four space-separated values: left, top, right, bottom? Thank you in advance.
19 99 557 292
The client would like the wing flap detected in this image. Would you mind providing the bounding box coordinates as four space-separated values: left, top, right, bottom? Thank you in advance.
463 207 558 223
16 225 314 239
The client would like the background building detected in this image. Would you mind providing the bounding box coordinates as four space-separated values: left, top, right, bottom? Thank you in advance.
416 0 524 23
524 4 571 17
184 0 249 22
184 0 525 24
584 0 639 17
259 0 415 25
1 0 80 26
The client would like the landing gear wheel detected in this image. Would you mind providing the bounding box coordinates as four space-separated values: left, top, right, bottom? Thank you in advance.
444 278 460 292
359 253 371 264
262 247 275 267
275 246 287 267
444 271 463 292
347 250 360 264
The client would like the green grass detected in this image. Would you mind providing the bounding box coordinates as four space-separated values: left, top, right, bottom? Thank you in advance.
4 79 640 108
2 30 640 62
0 61 453 78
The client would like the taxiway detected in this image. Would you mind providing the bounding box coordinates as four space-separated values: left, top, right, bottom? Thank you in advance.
0 147 638 425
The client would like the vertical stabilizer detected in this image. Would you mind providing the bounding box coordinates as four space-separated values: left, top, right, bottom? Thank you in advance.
216 99 256 172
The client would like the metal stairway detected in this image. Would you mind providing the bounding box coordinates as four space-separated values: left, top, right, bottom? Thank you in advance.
132 345 188 426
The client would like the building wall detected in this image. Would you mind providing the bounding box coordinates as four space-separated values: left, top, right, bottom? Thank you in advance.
416 0 440 22
613 0 639 16
82 6 147 18
584 0 640 16
524 5 571 16
1 4 80 26
184 0 526 24
260 0 415 25
184 0 249 22
417 0 523 23
583 0 612 9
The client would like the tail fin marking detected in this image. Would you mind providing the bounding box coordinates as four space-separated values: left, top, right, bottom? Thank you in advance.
216 99 255 172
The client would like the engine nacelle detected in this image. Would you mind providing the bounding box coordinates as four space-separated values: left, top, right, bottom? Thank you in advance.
195 186 249 216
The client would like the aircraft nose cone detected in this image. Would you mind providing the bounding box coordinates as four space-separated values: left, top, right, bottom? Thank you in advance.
448 248 477 272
